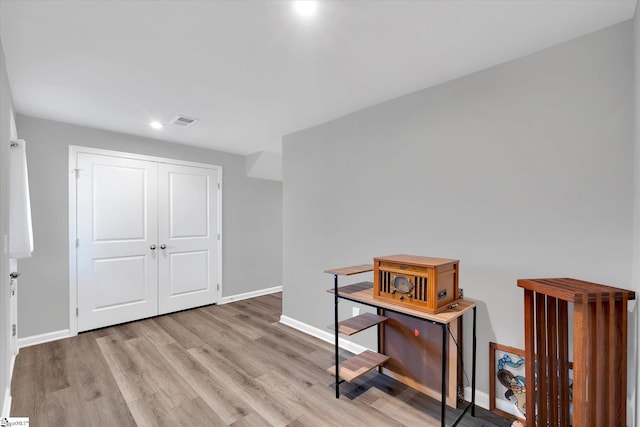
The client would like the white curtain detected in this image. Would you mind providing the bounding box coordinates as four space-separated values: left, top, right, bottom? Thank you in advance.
8 139 33 258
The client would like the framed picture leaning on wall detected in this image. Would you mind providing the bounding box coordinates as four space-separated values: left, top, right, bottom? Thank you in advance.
489 342 526 422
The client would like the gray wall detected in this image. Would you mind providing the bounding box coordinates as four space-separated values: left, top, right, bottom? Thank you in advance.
283 21 634 404
15 115 282 338
0 36 13 412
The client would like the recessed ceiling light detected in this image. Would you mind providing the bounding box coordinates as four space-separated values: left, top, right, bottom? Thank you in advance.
150 121 163 129
294 1 317 17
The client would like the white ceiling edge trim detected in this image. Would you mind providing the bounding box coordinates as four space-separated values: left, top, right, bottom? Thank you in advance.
246 151 283 182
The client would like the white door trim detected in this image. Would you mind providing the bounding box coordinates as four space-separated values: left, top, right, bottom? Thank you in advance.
68 145 223 336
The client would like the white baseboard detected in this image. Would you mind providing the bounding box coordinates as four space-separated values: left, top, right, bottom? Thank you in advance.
2 387 10 418
17 329 70 349
464 386 490 411
279 315 371 355
220 285 282 304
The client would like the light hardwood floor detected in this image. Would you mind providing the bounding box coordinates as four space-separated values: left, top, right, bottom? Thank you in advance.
11 293 511 426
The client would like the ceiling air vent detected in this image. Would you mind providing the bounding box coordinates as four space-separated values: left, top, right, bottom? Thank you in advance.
170 115 198 127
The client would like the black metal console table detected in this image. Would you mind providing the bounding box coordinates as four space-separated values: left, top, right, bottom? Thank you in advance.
326 265 476 427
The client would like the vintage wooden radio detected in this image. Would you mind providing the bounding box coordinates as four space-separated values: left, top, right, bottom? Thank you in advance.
373 254 460 314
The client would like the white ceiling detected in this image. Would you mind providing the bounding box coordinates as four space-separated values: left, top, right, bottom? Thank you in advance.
0 0 636 156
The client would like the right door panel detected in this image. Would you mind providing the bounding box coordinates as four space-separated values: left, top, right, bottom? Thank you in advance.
157 163 219 314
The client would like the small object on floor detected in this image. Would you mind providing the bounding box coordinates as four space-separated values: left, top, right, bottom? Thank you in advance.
511 421 524 427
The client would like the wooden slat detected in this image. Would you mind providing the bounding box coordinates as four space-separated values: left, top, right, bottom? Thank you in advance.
587 300 596 427
324 264 373 276
595 293 605 426
547 297 558 427
558 300 570 427
607 292 616 426
618 293 629 424
327 350 389 382
535 293 547 424
573 295 587 427
523 290 535 427
337 312 388 336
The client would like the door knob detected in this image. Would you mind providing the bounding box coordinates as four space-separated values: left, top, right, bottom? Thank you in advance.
150 245 157 250
9 272 19 279
160 244 167 250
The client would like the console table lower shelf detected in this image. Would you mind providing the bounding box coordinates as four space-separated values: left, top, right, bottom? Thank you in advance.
327 279 476 427
327 350 390 382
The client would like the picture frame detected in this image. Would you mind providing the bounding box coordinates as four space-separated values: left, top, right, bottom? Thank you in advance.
489 342 526 422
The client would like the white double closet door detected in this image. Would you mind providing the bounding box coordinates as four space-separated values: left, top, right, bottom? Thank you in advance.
75 151 220 332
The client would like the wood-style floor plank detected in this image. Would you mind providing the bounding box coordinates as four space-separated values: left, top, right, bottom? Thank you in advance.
230 411 273 427
188 345 301 426
43 386 90 427
173 397 228 427
159 342 250 424
151 315 204 350
11 292 510 427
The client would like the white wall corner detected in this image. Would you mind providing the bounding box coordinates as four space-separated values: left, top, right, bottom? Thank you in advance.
245 151 282 181
279 315 371 355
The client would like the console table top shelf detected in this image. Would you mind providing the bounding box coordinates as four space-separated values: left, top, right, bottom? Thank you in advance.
329 281 476 324
325 264 373 276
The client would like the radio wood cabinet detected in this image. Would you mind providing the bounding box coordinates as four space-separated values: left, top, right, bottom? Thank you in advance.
326 263 477 427
374 254 460 314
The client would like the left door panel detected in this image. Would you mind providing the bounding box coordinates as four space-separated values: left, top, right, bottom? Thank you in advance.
76 153 158 332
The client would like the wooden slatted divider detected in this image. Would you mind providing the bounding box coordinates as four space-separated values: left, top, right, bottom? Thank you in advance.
518 278 635 427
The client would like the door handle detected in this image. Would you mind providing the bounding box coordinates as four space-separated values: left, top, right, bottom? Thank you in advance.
160 244 167 250
9 272 19 279
150 245 157 250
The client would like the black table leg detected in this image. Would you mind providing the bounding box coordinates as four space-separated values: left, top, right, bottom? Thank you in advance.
472 306 476 416
441 322 447 427
334 274 340 398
